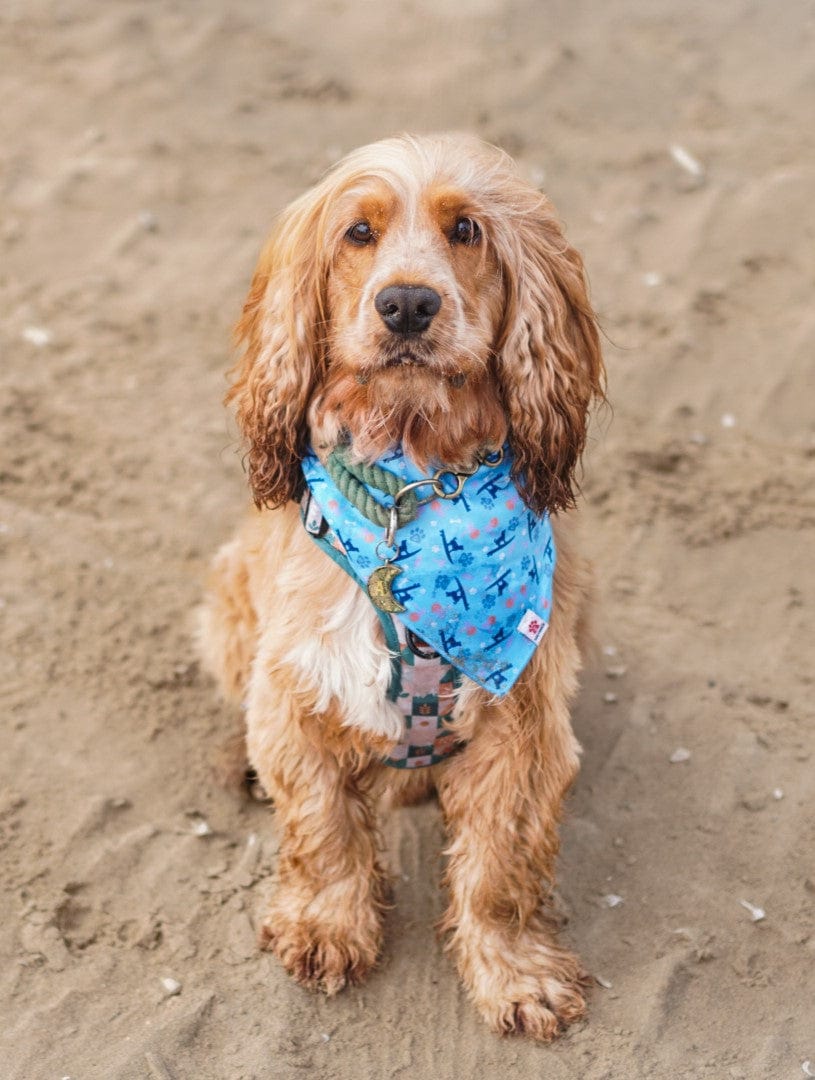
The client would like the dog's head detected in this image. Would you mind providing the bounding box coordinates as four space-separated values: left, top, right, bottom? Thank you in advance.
228 133 604 516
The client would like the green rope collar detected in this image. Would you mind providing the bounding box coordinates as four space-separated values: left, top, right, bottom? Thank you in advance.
325 447 419 529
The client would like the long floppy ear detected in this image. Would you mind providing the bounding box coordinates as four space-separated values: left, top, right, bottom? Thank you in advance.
497 197 605 516
226 191 330 508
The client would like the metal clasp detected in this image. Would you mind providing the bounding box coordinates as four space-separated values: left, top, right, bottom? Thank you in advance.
384 504 400 549
430 469 468 500
380 448 505 549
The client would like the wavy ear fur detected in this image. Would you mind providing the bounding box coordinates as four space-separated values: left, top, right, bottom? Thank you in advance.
226 192 330 508
497 197 604 516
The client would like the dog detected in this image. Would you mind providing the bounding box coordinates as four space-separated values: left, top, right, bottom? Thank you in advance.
199 133 604 1041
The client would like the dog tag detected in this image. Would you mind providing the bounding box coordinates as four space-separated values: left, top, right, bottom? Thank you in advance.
367 563 406 613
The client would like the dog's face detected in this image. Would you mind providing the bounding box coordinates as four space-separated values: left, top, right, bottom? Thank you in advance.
326 178 505 383
314 168 509 467
228 134 604 515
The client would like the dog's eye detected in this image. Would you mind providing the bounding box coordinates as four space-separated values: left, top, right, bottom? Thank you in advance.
451 217 481 245
346 221 374 245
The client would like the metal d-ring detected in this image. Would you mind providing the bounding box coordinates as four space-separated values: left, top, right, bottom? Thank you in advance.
392 476 442 509
375 536 399 562
480 447 504 468
431 469 468 500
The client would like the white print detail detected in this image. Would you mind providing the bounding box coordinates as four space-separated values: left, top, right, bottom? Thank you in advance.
517 609 548 645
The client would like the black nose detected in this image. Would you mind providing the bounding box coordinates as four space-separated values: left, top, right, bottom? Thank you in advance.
374 285 442 335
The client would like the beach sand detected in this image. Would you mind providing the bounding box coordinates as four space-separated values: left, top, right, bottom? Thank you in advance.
1 2 813 1076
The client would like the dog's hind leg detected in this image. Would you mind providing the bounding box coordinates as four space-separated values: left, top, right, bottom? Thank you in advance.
197 535 259 703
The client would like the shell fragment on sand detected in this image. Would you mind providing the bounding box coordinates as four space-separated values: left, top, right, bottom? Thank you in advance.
669 143 705 178
669 747 692 763
22 326 52 346
605 665 628 678
739 899 765 922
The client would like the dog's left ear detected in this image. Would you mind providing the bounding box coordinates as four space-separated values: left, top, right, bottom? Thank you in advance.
496 199 605 516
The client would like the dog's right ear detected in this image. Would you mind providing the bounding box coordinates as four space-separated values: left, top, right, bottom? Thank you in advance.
226 191 330 508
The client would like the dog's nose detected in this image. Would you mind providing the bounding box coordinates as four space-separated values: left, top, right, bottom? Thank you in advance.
374 285 441 335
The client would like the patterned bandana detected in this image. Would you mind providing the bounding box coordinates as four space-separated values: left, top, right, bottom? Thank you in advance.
300 445 555 696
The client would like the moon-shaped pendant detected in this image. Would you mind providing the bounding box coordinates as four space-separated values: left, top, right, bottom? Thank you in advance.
367 563 406 613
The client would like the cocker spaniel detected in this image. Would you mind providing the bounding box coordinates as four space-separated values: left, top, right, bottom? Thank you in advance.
200 133 604 1041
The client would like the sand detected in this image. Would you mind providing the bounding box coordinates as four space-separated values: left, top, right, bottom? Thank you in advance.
1 1 813 1077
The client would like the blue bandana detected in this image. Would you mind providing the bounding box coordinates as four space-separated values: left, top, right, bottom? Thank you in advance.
300 445 555 696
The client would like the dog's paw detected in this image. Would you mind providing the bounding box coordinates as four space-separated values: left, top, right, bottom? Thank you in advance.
259 895 383 995
454 921 589 1041
489 968 588 1041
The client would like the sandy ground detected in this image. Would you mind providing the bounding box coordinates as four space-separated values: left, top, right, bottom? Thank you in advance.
2 1 814 1077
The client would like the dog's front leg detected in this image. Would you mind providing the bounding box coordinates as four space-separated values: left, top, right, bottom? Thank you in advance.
437 681 588 1040
246 675 388 995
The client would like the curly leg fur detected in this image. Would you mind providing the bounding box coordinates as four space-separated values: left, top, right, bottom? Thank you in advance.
248 676 390 993
436 530 591 1040
437 705 587 1036
200 504 592 1035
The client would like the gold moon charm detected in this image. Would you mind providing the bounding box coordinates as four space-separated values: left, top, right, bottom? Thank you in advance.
367 564 406 613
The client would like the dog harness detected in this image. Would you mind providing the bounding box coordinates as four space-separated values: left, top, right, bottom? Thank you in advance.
300 444 556 767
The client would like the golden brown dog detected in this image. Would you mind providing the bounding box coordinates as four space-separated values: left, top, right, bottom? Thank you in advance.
199 133 604 1041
